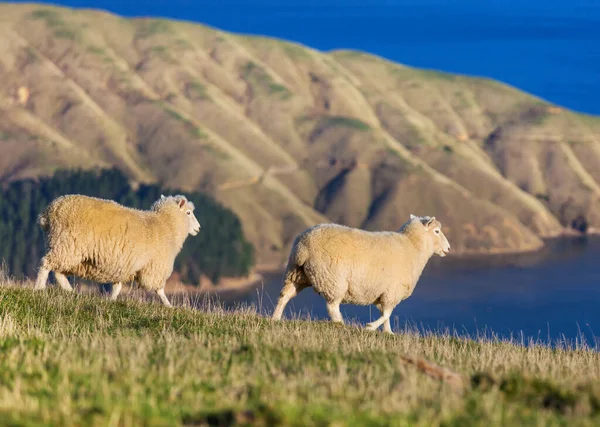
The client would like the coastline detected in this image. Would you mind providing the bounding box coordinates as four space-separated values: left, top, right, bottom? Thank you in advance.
164 266 283 297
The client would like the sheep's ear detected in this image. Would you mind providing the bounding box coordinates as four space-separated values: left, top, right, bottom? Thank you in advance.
410 214 418 221
425 217 436 228
178 198 186 209
161 194 166 200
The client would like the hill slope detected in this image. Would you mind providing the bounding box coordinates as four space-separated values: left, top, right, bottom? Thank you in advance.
1 4 600 263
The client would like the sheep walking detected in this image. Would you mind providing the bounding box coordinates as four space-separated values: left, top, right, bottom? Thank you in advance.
34 194 201 307
271 215 450 333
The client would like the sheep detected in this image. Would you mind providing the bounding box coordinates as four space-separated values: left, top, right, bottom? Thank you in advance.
271 214 451 333
34 194 201 307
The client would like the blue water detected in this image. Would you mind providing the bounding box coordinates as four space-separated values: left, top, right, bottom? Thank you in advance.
227 237 600 348
18 0 600 115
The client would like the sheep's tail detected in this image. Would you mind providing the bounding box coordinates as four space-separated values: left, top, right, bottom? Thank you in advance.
289 235 310 267
284 237 310 285
37 210 50 233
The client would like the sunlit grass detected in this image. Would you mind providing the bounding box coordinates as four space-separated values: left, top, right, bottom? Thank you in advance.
0 273 599 426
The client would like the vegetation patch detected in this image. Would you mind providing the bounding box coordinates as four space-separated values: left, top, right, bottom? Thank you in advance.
185 81 211 101
319 116 371 132
201 143 229 160
30 9 62 23
516 103 551 125
149 45 172 61
86 46 105 55
386 147 403 159
54 29 79 41
24 46 39 63
30 9 81 41
419 69 458 82
241 61 292 100
163 105 208 139
150 45 168 54
282 43 310 59
577 113 600 127
472 372 600 417
535 193 550 202
334 50 368 59
174 39 193 49
389 66 419 82
136 19 172 39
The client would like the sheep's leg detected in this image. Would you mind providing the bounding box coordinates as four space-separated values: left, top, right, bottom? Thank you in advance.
376 304 394 334
382 318 393 334
156 288 172 307
34 266 50 290
54 272 73 292
272 279 307 320
365 306 393 332
110 282 123 301
326 301 344 324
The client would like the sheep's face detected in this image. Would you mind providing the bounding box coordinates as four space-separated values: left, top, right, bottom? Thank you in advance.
181 200 201 236
410 214 451 257
161 195 201 236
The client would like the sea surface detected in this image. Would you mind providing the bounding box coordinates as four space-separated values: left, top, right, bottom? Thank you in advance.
21 0 600 115
219 237 600 348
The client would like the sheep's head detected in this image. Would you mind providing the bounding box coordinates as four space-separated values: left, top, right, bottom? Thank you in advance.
157 194 201 236
409 214 451 257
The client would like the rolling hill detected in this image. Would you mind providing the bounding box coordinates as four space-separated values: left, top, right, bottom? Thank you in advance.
1 3 600 265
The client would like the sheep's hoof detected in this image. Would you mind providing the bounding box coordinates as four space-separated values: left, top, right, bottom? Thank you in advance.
365 323 378 331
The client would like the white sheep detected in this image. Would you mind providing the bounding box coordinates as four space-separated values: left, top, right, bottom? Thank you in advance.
271 215 451 333
34 194 201 306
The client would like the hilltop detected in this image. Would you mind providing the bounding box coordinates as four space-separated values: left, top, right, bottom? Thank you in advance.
0 279 599 425
1 4 600 264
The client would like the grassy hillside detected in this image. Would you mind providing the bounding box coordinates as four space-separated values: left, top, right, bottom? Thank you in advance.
1 4 600 264
0 277 600 426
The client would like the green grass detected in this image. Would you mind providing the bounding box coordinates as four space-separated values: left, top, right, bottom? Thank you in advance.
320 116 371 132
149 44 173 61
0 279 600 426
30 9 81 42
30 9 62 24
186 81 211 101
24 46 39 63
419 69 458 82
281 43 311 59
86 46 105 55
333 50 369 59
150 45 168 54
162 105 208 139
136 19 172 39
54 29 79 41
241 61 292 100
174 39 193 49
